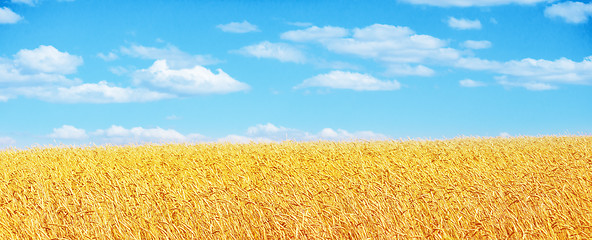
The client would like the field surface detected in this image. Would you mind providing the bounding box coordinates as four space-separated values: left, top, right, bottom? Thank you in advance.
1 136 591 239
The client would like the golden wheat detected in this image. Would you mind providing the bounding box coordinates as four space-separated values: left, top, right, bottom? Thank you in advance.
0 136 591 239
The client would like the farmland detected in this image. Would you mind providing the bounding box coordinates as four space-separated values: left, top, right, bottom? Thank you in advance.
0 136 591 239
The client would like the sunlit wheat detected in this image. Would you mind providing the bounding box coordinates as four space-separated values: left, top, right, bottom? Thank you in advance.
0 136 590 239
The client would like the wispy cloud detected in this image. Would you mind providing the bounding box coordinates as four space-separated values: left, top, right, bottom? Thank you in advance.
0 136 16 146
295 70 401 91
42 123 389 146
283 24 459 67
217 21 259 33
238 41 307 63
448 17 482 30
456 56 592 89
461 40 492 49
459 79 487 87
120 44 219 68
281 26 349 42
97 52 118 61
399 0 548 7
220 123 390 143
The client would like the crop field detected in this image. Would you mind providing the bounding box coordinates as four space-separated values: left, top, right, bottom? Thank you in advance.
0 136 591 239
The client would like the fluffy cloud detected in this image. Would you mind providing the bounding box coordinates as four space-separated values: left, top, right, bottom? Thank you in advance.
545 1 592 24
296 70 401 91
216 20 259 33
280 26 349 42
49 125 88 139
120 44 219 69
133 60 250 95
461 40 492 49
399 0 548 7
448 17 482 30
459 79 486 87
14 45 83 74
0 7 23 24
238 41 307 63
0 45 87 101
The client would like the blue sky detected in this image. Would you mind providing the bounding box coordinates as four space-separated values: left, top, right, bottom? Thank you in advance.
1 0 591 148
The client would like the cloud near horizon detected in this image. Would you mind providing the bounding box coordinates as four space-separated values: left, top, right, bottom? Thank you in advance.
43 123 390 145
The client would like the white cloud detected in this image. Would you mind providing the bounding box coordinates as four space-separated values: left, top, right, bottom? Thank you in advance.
497 78 558 91
456 56 592 87
399 0 548 7
461 40 492 49
286 22 313 27
454 57 502 70
133 59 250 95
0 45 85 100
120 44 219 69
545 1 592 24
216 21 259 33
301 24 460 65
221 123 389 142
35 123 390 146
459 79 487 87
14 45 83 74
93 125 206 144
500 57 592 83
2 81 173 103
0 7 23 24
238 41 307 63
97 52 118 61
385 64 435 76
108 66 131 76
296 70 401 91
11 0 37 5
48 81 173 103
281 26 349 42
0 60 80 86
49 125 88 139
448 17 482 30
217 135 274 144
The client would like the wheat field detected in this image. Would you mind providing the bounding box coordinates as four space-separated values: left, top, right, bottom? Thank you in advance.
0 136 591 239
